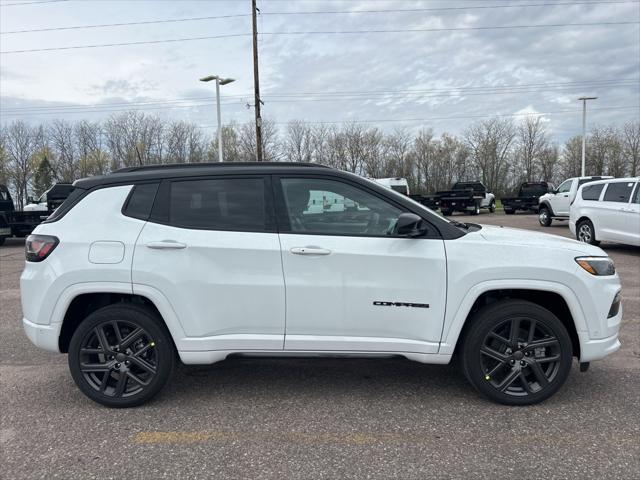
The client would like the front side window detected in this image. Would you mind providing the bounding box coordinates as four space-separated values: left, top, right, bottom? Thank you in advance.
557 179 573 193
168 178 267 231
633 183 640 204
280 178 403 236
581 184 604 201
603 182 635 203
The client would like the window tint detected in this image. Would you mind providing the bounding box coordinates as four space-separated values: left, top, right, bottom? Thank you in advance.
280 178 404 236
169 178 266 231
557 179 572 193
603 182 635 203
124 183 159 220
581 184 604 201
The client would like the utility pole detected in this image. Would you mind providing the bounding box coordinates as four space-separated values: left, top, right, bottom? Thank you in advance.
578 96 597 177
252 0 264 161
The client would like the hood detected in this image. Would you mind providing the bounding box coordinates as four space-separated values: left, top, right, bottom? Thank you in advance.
476 224 605 255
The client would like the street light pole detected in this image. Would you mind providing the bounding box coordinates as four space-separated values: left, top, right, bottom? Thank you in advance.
578 96 597 177
200 75 235 162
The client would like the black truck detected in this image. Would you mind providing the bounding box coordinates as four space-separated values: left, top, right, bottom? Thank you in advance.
0 183 73 245
437 181 495 216
501 182 554 215
409 193 440 211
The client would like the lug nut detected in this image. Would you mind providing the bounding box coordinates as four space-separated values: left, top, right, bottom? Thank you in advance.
520 361 526 366
115 363 121 369
125 361 130 365
510 360 515 365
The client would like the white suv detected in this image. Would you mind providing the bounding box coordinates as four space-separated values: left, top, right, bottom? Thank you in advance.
570 177 640 246
538 176 612 226
21 163 622 407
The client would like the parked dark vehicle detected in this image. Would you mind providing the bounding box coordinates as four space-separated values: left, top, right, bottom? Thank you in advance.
437 181 495 216
24 183 74 213
409 193 440 211
0 184 47 245
501 182 555 215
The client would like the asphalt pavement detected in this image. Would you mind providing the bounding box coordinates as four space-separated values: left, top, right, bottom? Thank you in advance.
1 213 638 479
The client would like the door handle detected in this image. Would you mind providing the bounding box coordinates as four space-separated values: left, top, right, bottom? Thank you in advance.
146 240 187 250
290 246 332 256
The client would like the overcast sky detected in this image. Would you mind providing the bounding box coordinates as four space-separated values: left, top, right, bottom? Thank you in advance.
1 0 639 141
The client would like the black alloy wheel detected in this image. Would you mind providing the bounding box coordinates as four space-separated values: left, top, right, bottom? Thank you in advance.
462 300 572 405
69 304 174 407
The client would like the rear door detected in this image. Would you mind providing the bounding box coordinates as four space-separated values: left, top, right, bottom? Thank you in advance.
619 181 640 246
132 175 286 351
600 181 637 243
275 175 447 354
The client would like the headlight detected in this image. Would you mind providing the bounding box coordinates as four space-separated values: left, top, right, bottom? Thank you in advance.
575 256 615 276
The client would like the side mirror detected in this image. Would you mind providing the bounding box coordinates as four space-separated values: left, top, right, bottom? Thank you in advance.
396 212 427 237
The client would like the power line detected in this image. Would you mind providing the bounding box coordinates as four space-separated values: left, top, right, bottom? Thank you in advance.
2 79 637 115
195 105 640 127
1 14 251 35
0 0 69 7
2 1 637 34
2 21 637 54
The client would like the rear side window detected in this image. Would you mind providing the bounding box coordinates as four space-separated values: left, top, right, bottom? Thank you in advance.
603 182 635 203
581 184 604 201
123 183 159 220
168 178 267 231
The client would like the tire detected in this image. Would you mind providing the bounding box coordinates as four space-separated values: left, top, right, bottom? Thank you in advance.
576 219 600 246
461 300 573 405
489 201 496 213
0 237 5 246
471 203 480 215
538 206 552 227
504 208 515 215
68 304 175 408
441 209 452 216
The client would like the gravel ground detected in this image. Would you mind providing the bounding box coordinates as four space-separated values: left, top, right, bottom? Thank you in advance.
1 213 638 479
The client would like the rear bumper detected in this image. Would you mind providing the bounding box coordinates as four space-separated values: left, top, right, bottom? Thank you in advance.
23 317 61 353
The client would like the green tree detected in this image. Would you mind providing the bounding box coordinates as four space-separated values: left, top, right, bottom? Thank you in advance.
33 154 54 197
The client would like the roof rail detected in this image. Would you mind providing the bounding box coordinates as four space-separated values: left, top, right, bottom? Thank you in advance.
112 161 330 174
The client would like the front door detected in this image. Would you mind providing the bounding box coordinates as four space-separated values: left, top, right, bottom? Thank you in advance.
132 176 285 351
551 179 573 216
275 176 447 354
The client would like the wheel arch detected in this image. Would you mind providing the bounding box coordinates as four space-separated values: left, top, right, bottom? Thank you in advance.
538 201 554 216
57 286 185 353
441 283 587 359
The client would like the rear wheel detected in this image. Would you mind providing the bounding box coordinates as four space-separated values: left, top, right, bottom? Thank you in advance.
441 209 452 216
471 203 480 215
68 304 174 408
504 208 515 215
538 206 552 226
489 200 496 213
461 300 573 405
576 219 600 246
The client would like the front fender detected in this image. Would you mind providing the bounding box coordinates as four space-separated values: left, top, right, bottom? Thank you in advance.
438 279 589 355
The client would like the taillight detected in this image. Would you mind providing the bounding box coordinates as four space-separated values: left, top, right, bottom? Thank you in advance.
25 235 59 262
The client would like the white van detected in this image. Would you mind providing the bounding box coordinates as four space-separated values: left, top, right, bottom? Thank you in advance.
570 177 640 246
372 178 410 195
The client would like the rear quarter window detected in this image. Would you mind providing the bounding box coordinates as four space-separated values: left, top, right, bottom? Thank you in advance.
603 182 635 203
122 183 159 220
41 188 87 223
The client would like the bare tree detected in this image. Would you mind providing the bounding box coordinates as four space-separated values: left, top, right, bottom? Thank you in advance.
284 120 313 163
48 119 77 182
4 121 39 209
560 136 582 178
464 118 516 195
74 120 109 177
516 116 549 182
622 120 640 176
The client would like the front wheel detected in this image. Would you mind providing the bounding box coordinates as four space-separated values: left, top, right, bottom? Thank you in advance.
576 219 600 246
489 201 496 213
68 304 175 407
538 206 552 226
461 300 573 405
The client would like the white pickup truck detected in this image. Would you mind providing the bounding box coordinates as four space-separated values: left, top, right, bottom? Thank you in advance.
538 176 612 226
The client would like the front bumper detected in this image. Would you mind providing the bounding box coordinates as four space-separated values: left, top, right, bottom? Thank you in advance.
23 317 61 353
579 333 621 362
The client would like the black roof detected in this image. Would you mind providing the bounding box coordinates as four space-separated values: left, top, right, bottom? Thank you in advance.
74 162 333 189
